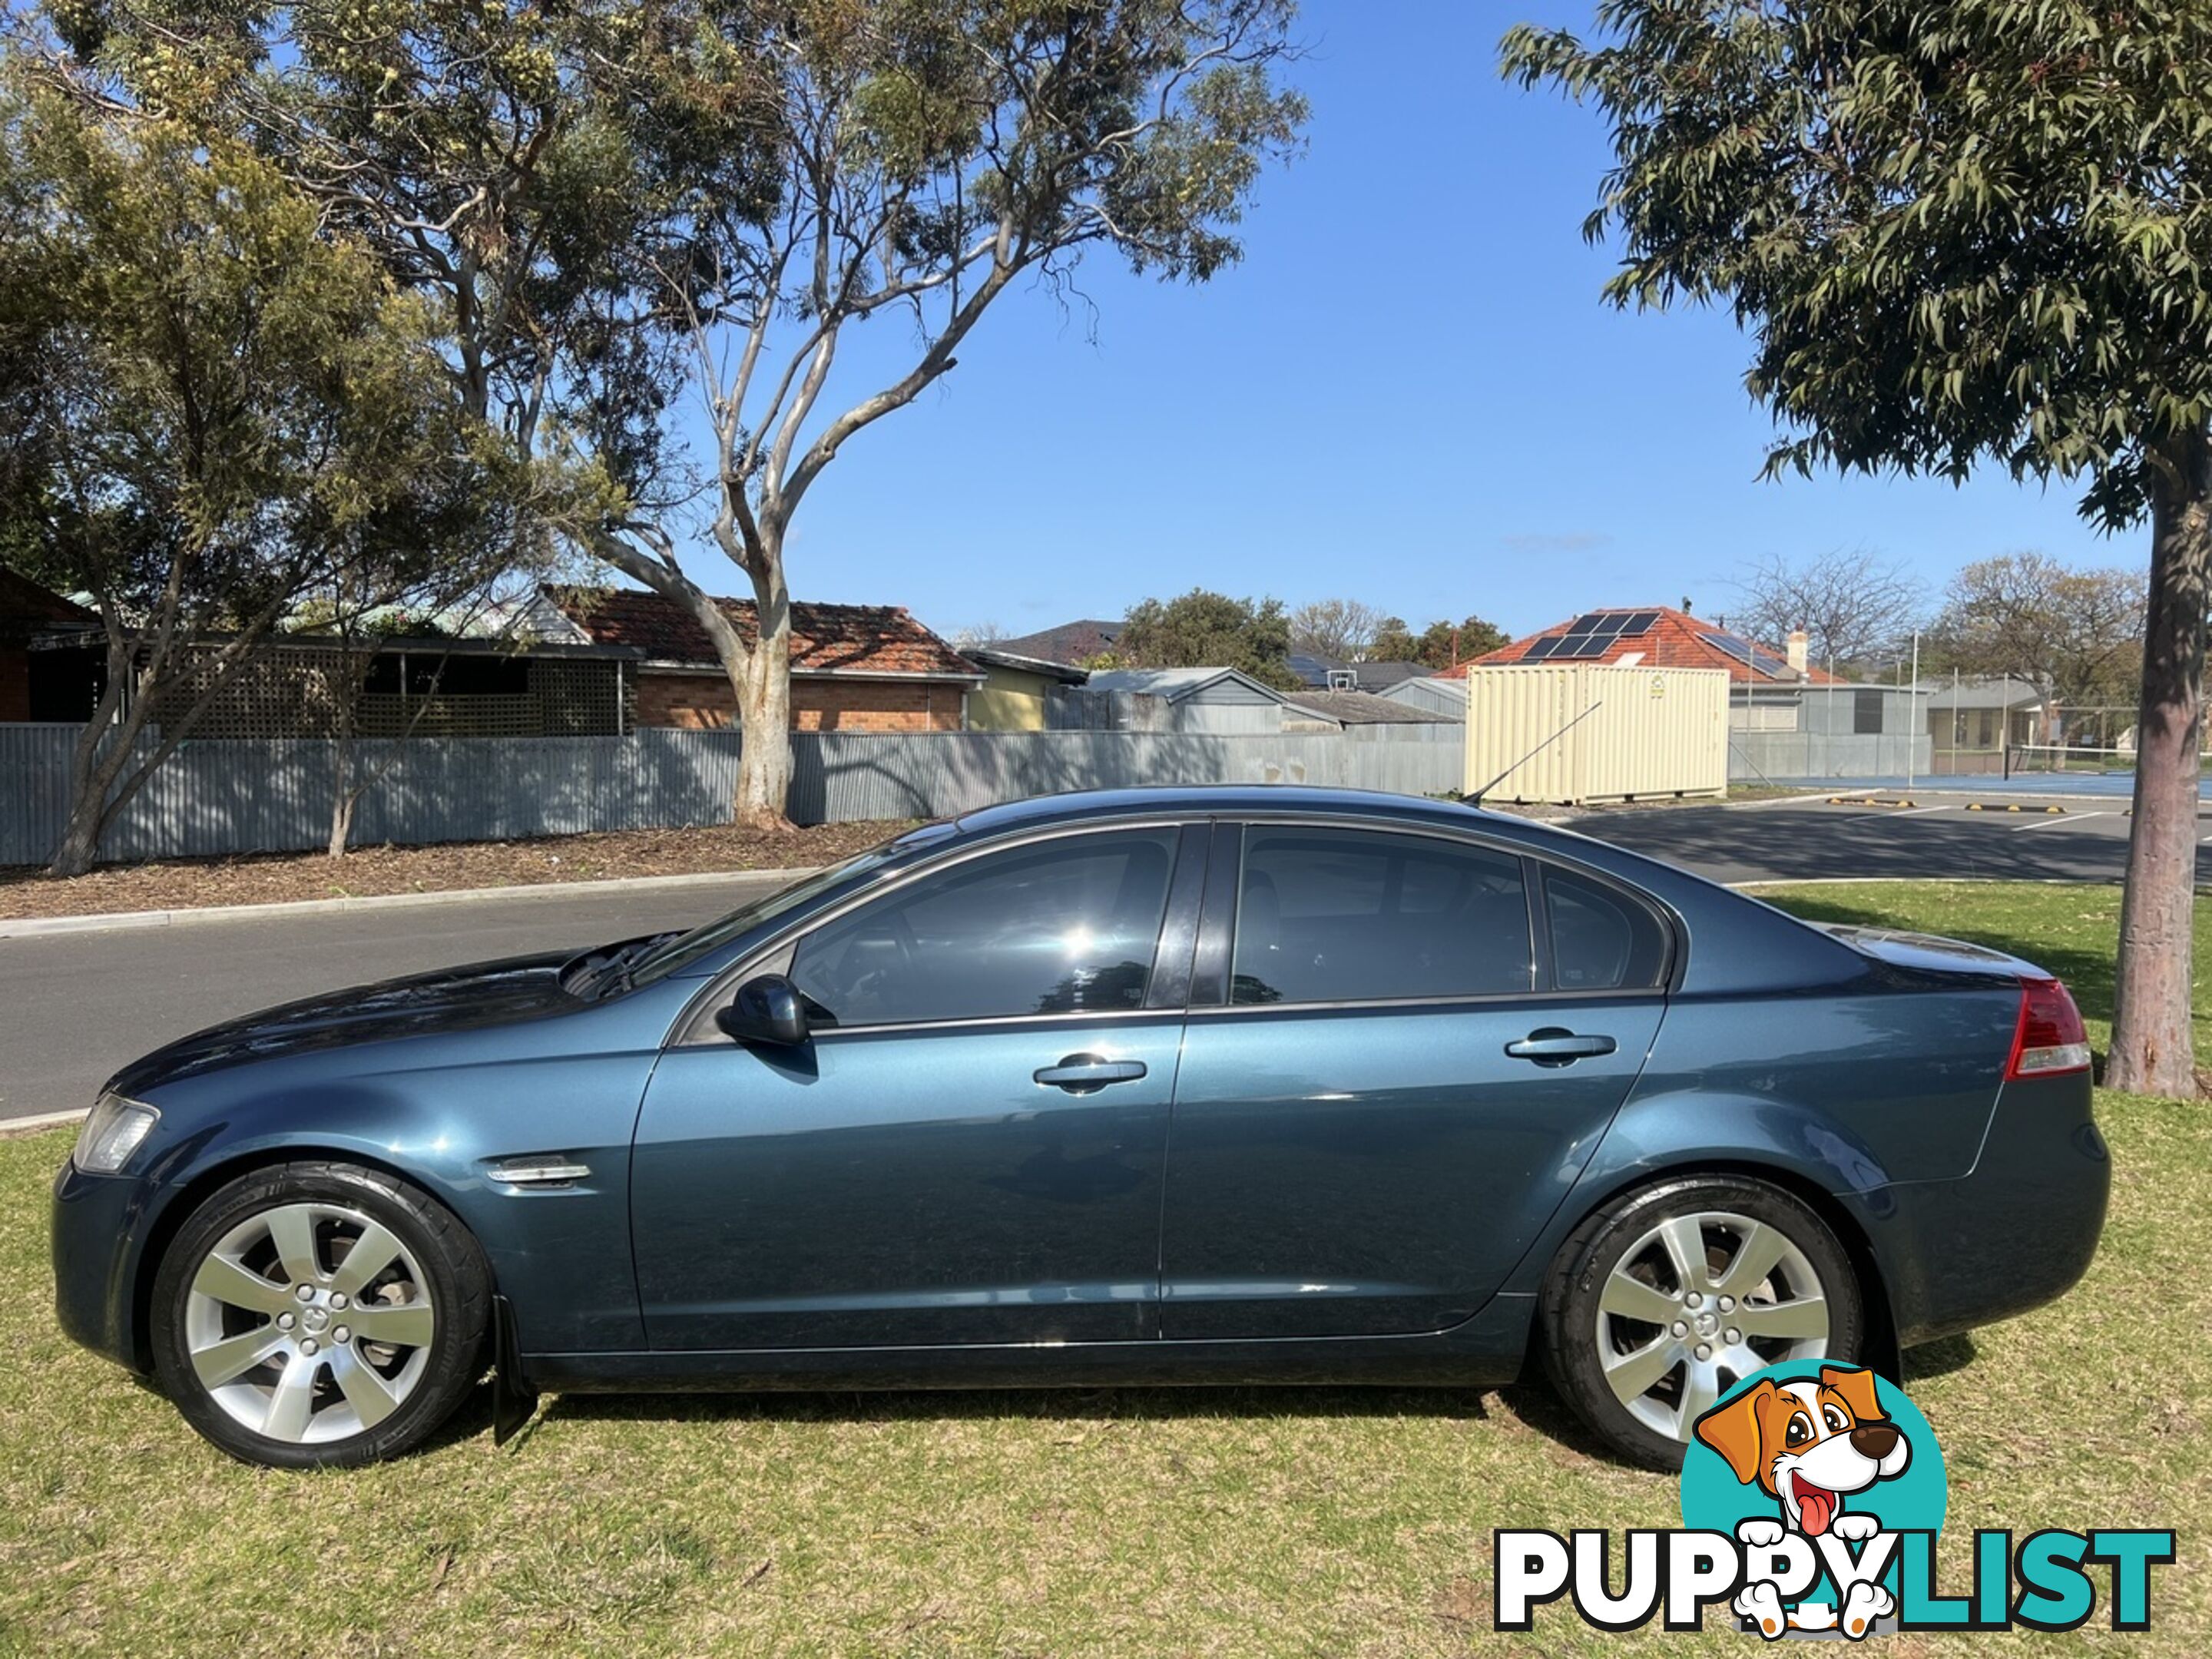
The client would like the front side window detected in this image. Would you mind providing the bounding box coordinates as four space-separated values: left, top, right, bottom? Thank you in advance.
789 830 1180 1027
1230 827 1532 1005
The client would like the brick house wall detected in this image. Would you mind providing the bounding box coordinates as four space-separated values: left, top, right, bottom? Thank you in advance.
637 671 963 732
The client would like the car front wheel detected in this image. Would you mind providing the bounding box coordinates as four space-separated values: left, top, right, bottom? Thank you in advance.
1539 1174 1863 1470
150 1161 490 1468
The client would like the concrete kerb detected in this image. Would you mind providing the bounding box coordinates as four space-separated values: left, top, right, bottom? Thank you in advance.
0 1107 91 1138
0 866 819 942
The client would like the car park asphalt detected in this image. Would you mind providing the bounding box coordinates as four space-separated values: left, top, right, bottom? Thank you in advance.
0 789 2190 1124
1568 787 2191 888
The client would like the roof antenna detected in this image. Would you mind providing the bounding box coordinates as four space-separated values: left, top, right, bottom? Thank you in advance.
1462 699 1604 806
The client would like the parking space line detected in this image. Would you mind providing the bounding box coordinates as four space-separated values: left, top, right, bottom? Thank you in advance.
1830 803 1951 826
2015 810 2115 833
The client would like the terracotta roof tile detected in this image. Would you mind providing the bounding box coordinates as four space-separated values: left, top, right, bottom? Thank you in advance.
549 587 981 680
1438 606 1844 685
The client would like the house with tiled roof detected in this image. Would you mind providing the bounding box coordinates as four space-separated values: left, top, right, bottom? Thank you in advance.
1440 605 1846 685
534 586 983 732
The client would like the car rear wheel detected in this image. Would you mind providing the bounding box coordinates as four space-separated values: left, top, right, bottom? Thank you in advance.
150 1161 490 1468
1539 1174 1863 1470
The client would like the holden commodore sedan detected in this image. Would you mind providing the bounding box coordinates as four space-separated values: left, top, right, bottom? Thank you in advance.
53 787 2109 1469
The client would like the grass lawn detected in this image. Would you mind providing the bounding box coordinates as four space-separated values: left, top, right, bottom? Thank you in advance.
0 882 2205 1654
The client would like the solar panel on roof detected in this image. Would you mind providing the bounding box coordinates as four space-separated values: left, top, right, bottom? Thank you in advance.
1705 631 1753 661
1554 633 1612 660
1521 637 1561 661
1618 610 1660 635
1707 631 1793 677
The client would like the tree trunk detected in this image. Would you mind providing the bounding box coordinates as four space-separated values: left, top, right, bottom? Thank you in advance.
328 737 356 859
49 667 144 879
50 773 112 879
329 647 361 859
2108 429 2212 1098
586 528 798 828
51 726 145 879
733 564 794 831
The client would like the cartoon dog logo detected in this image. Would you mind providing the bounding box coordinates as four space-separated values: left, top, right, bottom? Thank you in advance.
1694 1365 1913 1639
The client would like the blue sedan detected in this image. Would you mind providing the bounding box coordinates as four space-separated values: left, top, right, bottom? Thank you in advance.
52 788 2109 1468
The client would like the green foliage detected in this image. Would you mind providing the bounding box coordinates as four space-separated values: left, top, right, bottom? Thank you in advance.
19 0 1308 826
1369 614 1507 670
1115 587 1300 689
1501 1 2212 528
0 64 540 869
0 71 491 628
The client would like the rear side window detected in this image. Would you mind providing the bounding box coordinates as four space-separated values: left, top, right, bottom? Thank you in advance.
1230 828 1533 1005
790 829 1179 1026
1544 867 1668 991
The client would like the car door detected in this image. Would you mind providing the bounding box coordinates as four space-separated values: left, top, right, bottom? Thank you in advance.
1157 820 1670 1341
631 821 1206 1351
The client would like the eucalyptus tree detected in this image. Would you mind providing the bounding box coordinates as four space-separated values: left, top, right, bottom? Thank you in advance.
25 0 1306 830
584 0 1310 825
1505 2 2212 1096
0 72 490 876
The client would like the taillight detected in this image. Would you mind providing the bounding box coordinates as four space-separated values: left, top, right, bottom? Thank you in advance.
2006 976 2091 1079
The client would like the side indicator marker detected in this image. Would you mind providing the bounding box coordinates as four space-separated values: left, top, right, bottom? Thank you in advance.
488 1157 593 1189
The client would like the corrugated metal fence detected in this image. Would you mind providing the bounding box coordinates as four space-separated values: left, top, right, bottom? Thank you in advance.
1727 730 1933 783
0 722 1463 866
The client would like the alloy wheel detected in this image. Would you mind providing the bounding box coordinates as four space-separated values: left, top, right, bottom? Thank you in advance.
181 1200 437 1445
1593 1209 1830 1442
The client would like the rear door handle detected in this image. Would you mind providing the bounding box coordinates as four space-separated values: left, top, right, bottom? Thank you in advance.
1033 1054 1148 1093
1505 1028 1618 1066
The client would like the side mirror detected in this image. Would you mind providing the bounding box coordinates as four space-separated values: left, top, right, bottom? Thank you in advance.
715 973 810 1048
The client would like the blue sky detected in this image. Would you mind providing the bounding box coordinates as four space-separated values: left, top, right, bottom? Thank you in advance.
667 1 2131 644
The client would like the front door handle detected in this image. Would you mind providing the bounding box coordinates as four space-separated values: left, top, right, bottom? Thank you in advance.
1505 1028 1618 1066
1033 1054 1148 1094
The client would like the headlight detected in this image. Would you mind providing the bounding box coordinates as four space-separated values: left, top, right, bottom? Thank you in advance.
73 1093 160 1174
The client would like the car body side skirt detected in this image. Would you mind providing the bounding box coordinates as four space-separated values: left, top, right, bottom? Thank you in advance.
518 1292 1540 1393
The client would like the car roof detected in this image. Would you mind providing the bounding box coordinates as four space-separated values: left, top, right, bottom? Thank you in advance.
949 785 1502 839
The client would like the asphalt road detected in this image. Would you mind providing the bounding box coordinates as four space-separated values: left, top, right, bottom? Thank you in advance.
1571 790 2201 887
1 789 2193 1124
0 874 791 1124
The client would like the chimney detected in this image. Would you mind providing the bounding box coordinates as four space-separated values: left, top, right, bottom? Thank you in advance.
1786 628 1809 674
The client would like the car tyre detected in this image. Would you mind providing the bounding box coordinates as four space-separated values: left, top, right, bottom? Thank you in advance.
150 1161 491 1468
1540 1174 1864 1471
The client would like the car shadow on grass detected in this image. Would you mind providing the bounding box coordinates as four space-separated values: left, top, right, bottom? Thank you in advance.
502 1339 1981 1472
517 1376 1671 1469
534 1379 1499 1430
